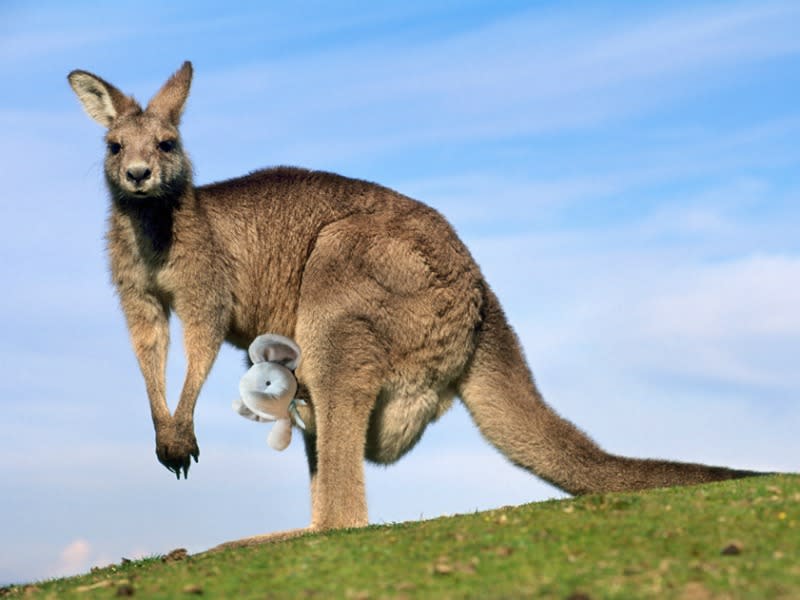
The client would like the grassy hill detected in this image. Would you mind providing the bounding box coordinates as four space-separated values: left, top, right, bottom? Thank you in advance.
5 475 798 599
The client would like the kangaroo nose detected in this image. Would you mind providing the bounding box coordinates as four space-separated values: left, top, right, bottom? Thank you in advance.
126 166 152 184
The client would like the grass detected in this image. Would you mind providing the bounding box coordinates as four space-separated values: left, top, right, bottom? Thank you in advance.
4 475 798 599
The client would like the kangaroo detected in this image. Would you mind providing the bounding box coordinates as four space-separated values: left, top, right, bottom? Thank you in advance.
68 61 762 547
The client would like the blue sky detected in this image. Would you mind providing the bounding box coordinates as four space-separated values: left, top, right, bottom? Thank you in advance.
2 0 799 585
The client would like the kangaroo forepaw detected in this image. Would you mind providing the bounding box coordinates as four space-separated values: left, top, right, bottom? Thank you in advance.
155 421 199 479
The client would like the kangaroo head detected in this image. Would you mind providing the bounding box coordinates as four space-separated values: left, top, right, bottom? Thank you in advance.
68 62 194 201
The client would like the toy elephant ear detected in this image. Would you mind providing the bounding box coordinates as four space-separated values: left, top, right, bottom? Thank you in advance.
248 334 302 370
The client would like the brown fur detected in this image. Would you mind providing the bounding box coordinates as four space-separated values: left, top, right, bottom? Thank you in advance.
68 62 763 548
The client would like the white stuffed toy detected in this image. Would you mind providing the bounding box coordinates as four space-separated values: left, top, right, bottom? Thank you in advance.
232 333 305 451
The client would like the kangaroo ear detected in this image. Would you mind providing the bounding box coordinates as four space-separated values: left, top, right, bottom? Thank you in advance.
248 334 302 370
67 70 141 127
146 61 193 125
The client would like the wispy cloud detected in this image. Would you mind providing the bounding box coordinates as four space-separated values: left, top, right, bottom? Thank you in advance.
182 0 800 167
472 224 800 383
49 539 93 579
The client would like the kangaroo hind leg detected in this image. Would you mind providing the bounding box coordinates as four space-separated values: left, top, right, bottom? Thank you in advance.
295 315 388 531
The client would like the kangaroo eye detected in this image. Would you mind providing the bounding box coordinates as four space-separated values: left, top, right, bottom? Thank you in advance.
158 140 175 153
108 142 122 155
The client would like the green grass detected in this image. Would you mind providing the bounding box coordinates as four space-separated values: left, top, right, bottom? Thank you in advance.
5 475 798 599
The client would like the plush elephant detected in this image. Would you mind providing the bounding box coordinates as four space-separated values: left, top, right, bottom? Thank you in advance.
232 334 304 451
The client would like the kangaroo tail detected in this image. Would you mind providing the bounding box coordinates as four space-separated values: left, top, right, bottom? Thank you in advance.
457 287 761 495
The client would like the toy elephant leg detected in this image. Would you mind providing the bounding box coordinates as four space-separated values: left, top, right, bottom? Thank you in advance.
268 418 293 451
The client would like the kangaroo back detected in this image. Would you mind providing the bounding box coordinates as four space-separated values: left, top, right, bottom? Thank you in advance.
458 287 760 494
